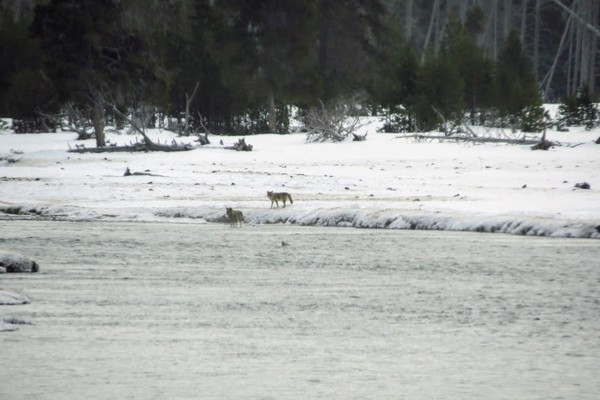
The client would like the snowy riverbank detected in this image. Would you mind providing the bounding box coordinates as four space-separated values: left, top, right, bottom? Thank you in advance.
1 124 599 238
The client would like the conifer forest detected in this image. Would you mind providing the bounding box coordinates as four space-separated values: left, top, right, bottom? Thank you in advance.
1 0 599 136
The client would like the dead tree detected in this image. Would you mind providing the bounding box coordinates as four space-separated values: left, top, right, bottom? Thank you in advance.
196 112 210 145
62 103 95 140
181 82 200 136
304 98 365 143
68 98 193 153
399 134 540 146
224 138 253 151
37 103 94 140
531 111 555 150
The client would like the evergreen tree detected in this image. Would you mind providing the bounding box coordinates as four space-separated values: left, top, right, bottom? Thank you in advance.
493 30 542 123
0 10 57 121
558 85 598 129
414 52 464 132
172 0 235 131
442 16 493 125
251 0 320 132
186 0 319 133
31 0 157 146
317 0 387 102
119 0 192 114
371 14 419 131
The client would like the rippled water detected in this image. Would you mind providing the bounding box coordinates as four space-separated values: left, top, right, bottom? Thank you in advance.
1 220 599 399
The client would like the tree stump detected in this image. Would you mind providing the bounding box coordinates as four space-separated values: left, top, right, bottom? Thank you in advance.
352 133 367 141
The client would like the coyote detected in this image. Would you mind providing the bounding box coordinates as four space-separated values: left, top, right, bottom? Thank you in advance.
225 207 244 227
267 191 293 208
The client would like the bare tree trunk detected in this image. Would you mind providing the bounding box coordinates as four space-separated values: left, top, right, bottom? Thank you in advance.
183 82 200 136
483 0 499 59
458 0 469 22
267 85 276 133
504 0 512 39
492 0 498 59
405 0 413 40
318 1 331 97
582 0 597 92
421 0 440 62
567 18 575 94
92 95 105 148
579 1 591 90
574 8 583 89
543 15 573 98
435 0 453 54
590 0 598 92
521 0 529 44
533 0 541 81
547 0 600 93
548 0 600 37
439 0 455 50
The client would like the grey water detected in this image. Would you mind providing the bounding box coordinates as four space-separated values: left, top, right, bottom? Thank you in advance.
1 220 599 400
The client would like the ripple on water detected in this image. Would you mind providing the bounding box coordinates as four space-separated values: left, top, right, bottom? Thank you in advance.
1 221 599 400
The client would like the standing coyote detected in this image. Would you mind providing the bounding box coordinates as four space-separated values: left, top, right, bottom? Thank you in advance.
225 207 244 227
267 191 293 208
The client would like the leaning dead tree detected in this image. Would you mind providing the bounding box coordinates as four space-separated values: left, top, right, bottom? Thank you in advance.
37 103 95 140
530 119 556 150
180 82 199 137
304 98 365 143
195 112 210 145
61 103 95 140
68 99 193 153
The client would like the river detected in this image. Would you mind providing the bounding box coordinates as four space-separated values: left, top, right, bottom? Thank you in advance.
1 220 599 399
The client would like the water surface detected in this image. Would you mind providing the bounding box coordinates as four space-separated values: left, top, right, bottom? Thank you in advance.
1 220 599 399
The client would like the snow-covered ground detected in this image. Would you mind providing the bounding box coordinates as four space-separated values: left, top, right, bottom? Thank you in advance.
1 121 599 238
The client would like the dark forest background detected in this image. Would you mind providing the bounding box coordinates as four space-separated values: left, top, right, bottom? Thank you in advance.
1 0 598 137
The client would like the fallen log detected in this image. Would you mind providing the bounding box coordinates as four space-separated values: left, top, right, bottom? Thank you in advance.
68 142 193 153
225 138 253 151
397 134 540 145
124 167 166 177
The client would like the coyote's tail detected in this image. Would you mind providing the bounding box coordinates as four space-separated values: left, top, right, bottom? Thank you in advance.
289 194 293 204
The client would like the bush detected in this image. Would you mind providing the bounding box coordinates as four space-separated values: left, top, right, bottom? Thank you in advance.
378 107 415 133
558 87 598 129
13 117 57 134
520 105 547 132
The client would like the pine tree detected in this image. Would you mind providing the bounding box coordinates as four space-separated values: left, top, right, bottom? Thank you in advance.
371 13 419 131
442 16 493 125
414 52 464 132
31 0 157 146
0 11 57 121
187 0 319 133
494 29 542 127
253 0 320 132
317 0 387 102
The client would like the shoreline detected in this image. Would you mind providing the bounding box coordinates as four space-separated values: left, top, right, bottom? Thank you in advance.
2 204 599 239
